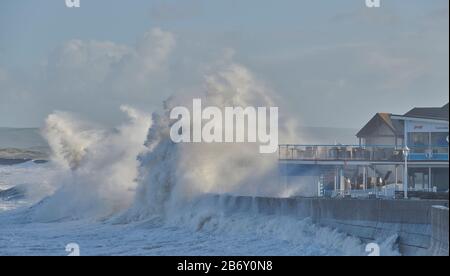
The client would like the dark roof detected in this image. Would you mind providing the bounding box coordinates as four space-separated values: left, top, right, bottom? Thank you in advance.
357 103 448 138
357 113 403 138
403 103 449 121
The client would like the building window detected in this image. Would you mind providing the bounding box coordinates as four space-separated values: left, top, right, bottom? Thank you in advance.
431 132 449 153
408 132 429 153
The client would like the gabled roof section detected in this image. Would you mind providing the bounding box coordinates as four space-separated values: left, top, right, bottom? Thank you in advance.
404 103 449 121
357 113 403 138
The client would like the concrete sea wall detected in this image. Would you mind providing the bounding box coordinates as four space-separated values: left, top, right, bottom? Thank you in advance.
429 206 449 256
206 195 449 256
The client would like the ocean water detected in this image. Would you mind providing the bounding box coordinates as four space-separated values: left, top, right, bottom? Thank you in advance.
0 64 396 256
0 128 48 151
0 129 396 256
0 162 392 256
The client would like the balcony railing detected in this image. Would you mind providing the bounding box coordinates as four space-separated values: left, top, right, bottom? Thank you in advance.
278 144 449 162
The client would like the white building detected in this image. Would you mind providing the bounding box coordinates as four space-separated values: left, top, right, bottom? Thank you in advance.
279 103 449 197
357 103 449 192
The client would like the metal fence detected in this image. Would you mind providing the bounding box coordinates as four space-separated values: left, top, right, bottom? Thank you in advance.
279 144 449 162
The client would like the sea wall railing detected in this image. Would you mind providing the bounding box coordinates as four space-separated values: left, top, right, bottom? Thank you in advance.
278 144 449 162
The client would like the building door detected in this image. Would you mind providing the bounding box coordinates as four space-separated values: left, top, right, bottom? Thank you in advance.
409 168 430 191
432 168 450 192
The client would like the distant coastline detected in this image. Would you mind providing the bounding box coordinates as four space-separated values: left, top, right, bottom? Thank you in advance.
0 128 49 165
0 148 49 165
0 126 358 166
0 127 48 150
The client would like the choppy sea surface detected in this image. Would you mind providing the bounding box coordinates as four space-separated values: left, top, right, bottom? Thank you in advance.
0 127 399 256
0 162 401 256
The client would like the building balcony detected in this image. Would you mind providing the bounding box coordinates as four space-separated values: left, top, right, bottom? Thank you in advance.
278 144 449 162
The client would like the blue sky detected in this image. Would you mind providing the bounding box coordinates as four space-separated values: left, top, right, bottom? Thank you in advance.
0 0 448 128
0 0 443 66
